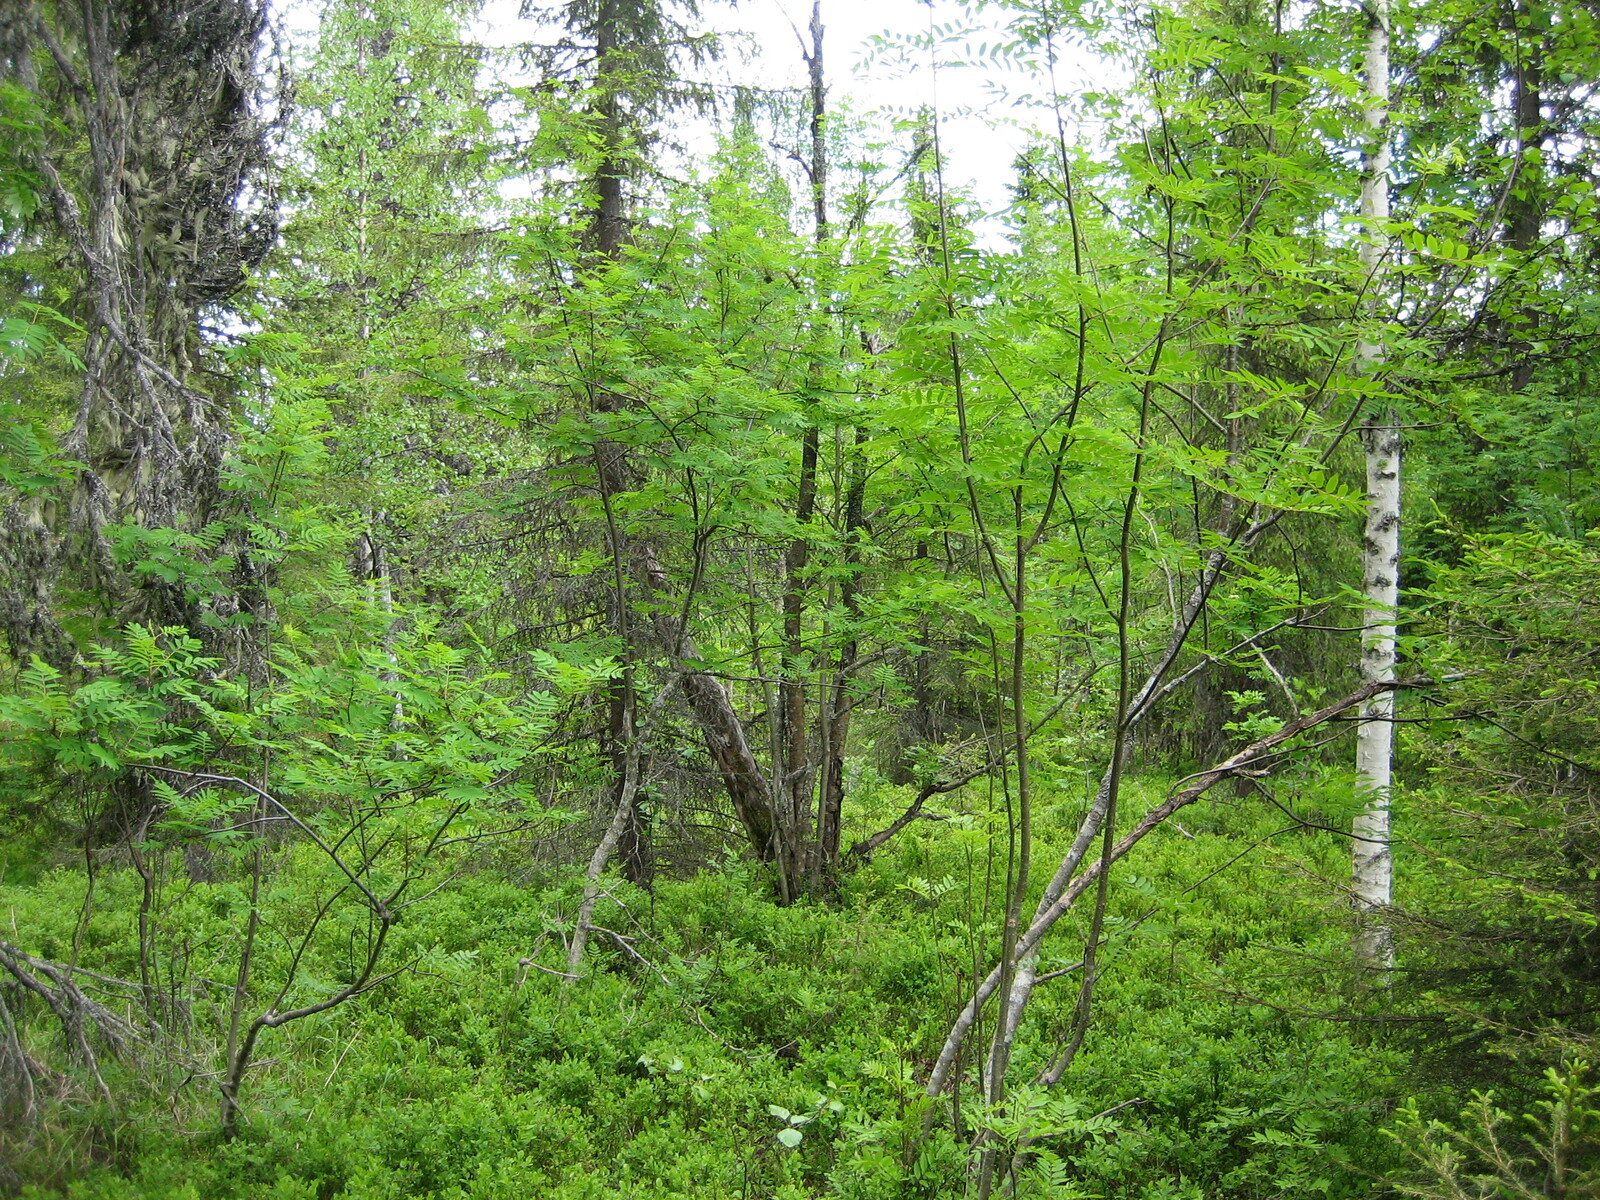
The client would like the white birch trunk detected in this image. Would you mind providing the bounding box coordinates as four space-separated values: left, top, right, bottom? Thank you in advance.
1353 0 1397 970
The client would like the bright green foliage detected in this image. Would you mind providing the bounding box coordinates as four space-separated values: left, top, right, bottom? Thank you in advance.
1 0 1598 1193
0 81 46 230
1389 1067 1600 1199
1 798 1412 1199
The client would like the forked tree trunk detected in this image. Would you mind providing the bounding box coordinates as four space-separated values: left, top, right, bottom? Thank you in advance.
1353 0 1397 971
568 706 644 978
777 0 829 889
566 0 787 906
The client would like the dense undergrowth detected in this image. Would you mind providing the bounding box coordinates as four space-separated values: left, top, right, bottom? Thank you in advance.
4 0 1599 1192
3 777 1438 1199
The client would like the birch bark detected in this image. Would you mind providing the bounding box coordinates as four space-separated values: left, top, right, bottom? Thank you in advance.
1352 0 1397 970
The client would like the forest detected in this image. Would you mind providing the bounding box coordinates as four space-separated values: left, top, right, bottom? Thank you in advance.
0 0 1597 1194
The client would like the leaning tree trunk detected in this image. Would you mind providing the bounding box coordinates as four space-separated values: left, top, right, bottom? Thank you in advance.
562 0 787 912
924 508 1283 1108
1352 0 1397 971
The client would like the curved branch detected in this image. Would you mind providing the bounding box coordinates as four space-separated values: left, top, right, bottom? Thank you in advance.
925 675 1432 1100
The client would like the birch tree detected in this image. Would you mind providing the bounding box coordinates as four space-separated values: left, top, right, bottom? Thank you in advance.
906 0 1425 1172
1352 0 1398 971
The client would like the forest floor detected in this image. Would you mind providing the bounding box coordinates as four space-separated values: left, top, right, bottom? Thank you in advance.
1 774 1449 1199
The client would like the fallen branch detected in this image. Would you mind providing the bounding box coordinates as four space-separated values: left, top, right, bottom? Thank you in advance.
0 938 147 1107
847 770 984 862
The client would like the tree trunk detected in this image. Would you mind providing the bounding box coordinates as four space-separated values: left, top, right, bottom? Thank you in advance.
572 0 788 892
0 0 272 668
778 424 817 880
925 512 1281 1105
591 0 628 261
637 546 782 869
1352 0 1397 971
816 428 866 876
1354 415 1399 968
776 0 828 887
1504 1 1545 391
568 704 644 978
929 675 1412 1107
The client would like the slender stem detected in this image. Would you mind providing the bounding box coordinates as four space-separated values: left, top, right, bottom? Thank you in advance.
1352 0 1397 973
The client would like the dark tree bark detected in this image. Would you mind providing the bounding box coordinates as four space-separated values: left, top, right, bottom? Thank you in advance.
1504 0 1546 392
560 0 789 894
816 428 866 875
0 0 275 666
777 0 829 885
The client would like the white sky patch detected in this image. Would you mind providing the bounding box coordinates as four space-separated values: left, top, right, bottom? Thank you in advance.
471 0 1057 237
701 0 1119 229
273 0 1119 243
715 0 1033 212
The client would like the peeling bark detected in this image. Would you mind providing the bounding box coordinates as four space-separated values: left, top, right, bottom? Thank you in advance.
0 0 275 665
1353 0 1397 972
